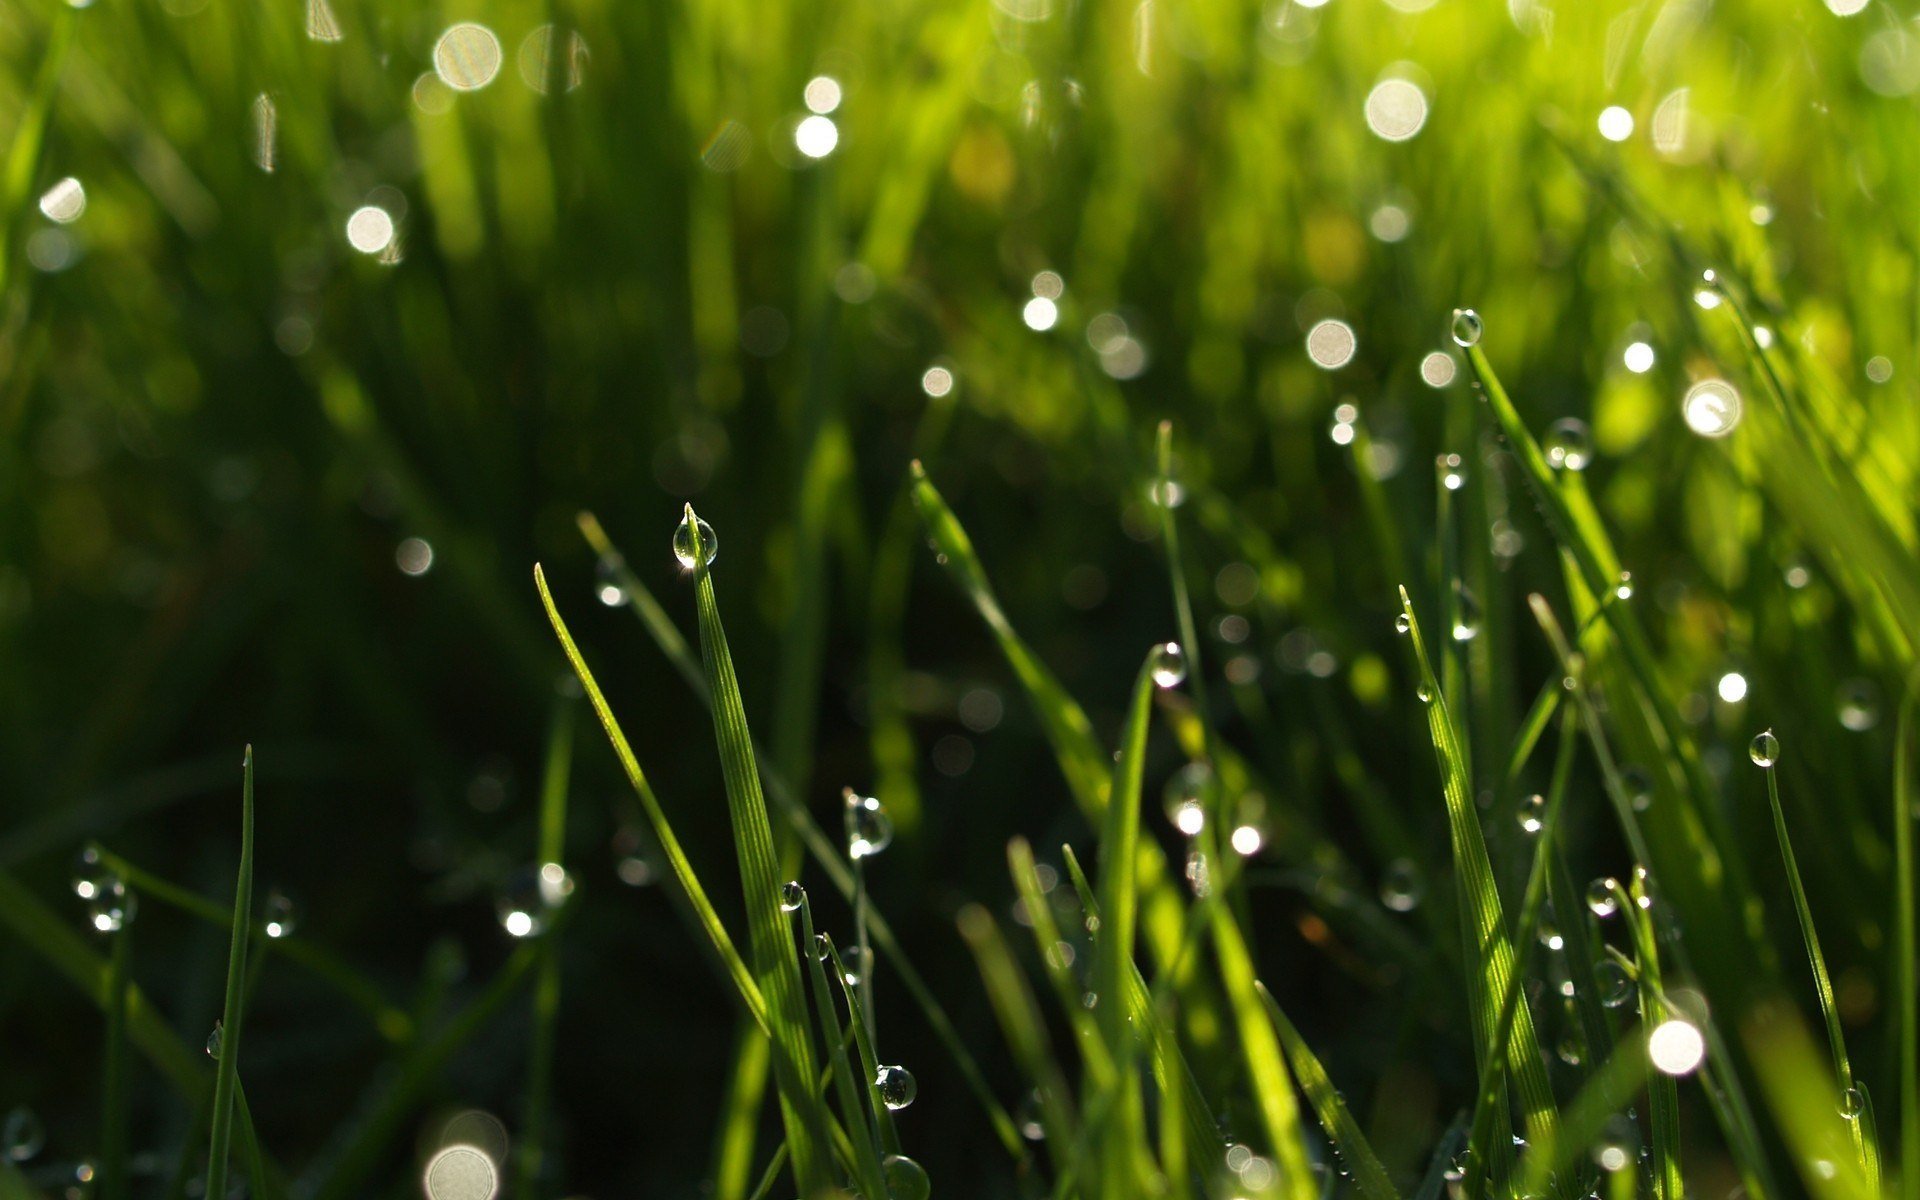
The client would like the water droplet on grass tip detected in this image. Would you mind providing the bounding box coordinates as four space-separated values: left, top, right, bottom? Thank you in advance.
1416 680 1434 703
1517 793 1545 835
205 1021 223 1058
1596 960 1634 1007
72 846 105 899
1586 877 1620 917
88 877 134 933
1614 572 1634 600
1394 612 1412 635
673 510 718 569
1149 642 1187 688
1749 730 1779 768
1683 379 1742 438
1841 1086 1866 1119
1544 418 1592 470
844 792 893 859
1451 309 1483 347
496 863 572 938
4 1107 46 1162
882 1154 931 1200
875 1064 917 1110
779 881 804 912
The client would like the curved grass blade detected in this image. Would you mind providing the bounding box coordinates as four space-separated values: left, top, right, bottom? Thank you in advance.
797 906 888 1199
956 901 1080 1153
1255 981 1399 1200
205 746 256 1200
682 507 833 1195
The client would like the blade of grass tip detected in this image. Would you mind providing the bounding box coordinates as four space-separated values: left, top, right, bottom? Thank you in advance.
680 506 833 1195
519 695 577 1199
797 901 889 1199
1411 1116 1468 1200
91 847 410 1043
744 1143 792 1200
956 901 1080 1152
205 746 255 1200
822 936 902 1158
1153 422 1215 760
1896 678 1919 1200
576 520 1025 1161
533 563 769 1031
1255 982 1400 1200
1758 733 1878 1187
101 906 132 1200
1009 839 1113 1078
1396 589 1560 1160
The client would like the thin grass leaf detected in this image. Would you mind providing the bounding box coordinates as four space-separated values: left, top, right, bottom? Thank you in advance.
681 507 833 1195
1759 740 1878 1187
1516 1031 1651 1197
1896 680 1919 1200
101 909 131 1200
955 901 1079 1153
205 745 255 1200
822 937 902 1159
533 562 770 1031
519 696 577 1199
798 903 889 1199
0 9 76 303
1255 981 1400 1200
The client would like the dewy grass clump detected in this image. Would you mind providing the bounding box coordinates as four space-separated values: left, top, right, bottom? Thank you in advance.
5 0 1920 1196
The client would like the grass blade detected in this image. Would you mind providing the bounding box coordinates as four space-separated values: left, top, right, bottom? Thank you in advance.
205 746 256 1200
519 696 578 1198
797 901 889 1199
681 507 833 1195
955 901 1080 1153
1256 981 1400 1200
101 907 132 1200
1896 680 1919 1200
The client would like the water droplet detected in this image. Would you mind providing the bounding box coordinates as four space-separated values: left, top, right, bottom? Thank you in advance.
1517 793 1546 835
1148 477 1185 509
1537 918 1564 951
1836 679 1880 731
1437 452 1467 491
38 177 86 223
813 931 831 961
1416 680 1434 703
1840 1086 1865 1119
1380 859 1425 912
1451 582 1482 643
1591 1114 1638 1171
673 510 718 569
875 1064 917 1110
1017 1089 1046 1139
840 943 871 987
1586 877 1620 918
496 863 573 938
262 888 300 938
1683 379 1743 438
206 1021 224 1059
1556 1030 1585 1065
423 1144 497 1200
882 1154 931 1200
433 23 504 91
779 881 805 912
87 876 135 933
1394 612 1412 635
594 556 627 606
1621 766 1653 812
72 846 106 900
1749 729 1779 768
1451 309 1483 347
844 791 894 859
1647 1018 1705 1075
1544 418 1593 471
1614 572 1634 601
1595 960 1634 1008
1149 642 1187 688
1162 762 1211 836
3 1107 46 1162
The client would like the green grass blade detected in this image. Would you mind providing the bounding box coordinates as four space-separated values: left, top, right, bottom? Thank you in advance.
1897 680 1919 1200
681 507 833 1195
797 901 889 1199
956 901 1080 1153
519 696 577 1199
0 9 75 305
1256 981 1400 1200
533 562 770 1031
1759 738 1877 1187
205 745 256 1200
101 910 132 1200
1396 589 1559 1157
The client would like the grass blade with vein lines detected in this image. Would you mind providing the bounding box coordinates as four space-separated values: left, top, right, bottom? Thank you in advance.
682 506 833 1195
1396 589 1559 1164
205 746 255 1200
1256 981 1400 1200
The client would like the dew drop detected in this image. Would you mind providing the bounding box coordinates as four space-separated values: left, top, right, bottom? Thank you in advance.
1437 452 1467 491
882 1154 931 1200
262 888 300 938
594 556 627 606
1595 960 1634 1008
875 1064 918 1110
72 846 106 900
4 1107 47 1162
779 881 805 912
1621 766 1653 812
844 791 894 859
205 1021 224 1059
1544 418 1592 471
1379 858 1426 912
673 509 718 569
1517 793 1546 835
1017 1089 1046 1140
1592 1114 1638 1171
423 1144 497 1200
1749 729 1779 768
495 862 573 938
1451 309 1483 347
1840 1086 1865 1120
1586 877 1620 918
1450 582 1481 643
87 876 135 933
1416 680 1434 704
1614 572 1634 601
1162 762 1210 837
1149 642 1187 688
1836 679 1880 732
1393 612 1411 635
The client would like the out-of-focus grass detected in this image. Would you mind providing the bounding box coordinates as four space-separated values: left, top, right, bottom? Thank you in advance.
3 0 1920 1193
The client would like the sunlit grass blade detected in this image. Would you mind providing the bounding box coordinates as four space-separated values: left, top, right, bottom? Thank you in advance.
681 507 833 1195
519 696 578 1198
1758 735 1878 1187
533 562 770 1031
797 900 888 1199
1516 1030 1650 1197
205 745 255 1200
0 8 75 303
1896 680 1918 1200
1255 981 1399 1200
1396 590 1559 1160
956 901 1079 1153
1091 649 1159 1132
822 937 903 1159
576 515 1023 1158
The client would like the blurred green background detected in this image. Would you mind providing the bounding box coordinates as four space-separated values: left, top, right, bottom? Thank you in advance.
3 0 1918 1192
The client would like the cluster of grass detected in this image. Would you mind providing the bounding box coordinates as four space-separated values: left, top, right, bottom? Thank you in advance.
4 0 1920 1195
